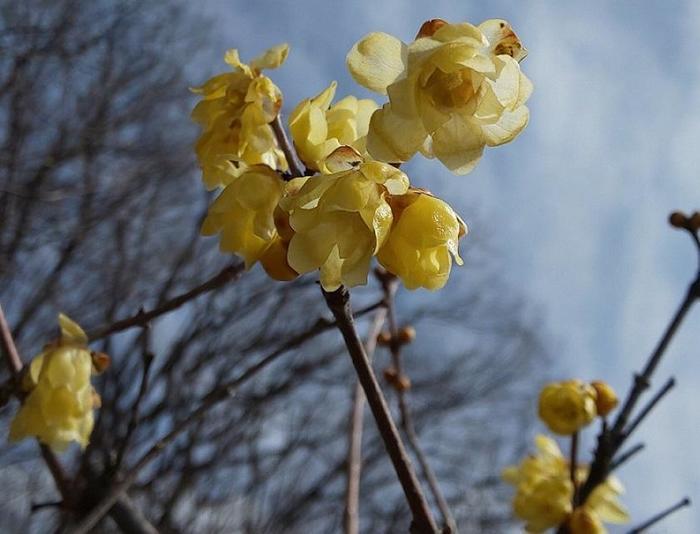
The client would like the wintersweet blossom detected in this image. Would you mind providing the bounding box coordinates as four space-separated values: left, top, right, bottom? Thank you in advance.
503 435 629 533
9 315 102 452
538 380 597 435
280 155 409 290
201 165 297 280
347 18 532 174
377 189 466 290
192 44 289 189
289 81 378 173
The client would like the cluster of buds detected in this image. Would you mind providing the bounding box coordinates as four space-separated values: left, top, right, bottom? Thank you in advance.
538 379 619 436
9 315 107 452
193 18 531 291
378 325 416 391
669 210 700 232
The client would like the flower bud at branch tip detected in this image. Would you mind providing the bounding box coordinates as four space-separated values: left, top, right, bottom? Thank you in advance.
591 380 618 417
668 211 688 229
398 325 416 344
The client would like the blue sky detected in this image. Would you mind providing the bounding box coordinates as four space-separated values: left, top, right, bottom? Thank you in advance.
197 1 700 530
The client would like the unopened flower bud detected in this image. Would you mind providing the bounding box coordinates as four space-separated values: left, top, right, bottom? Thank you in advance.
91 352 111 374
591 380 618 417
668 211 688 228
396 375 412 392
416 19 448 39
538 380 597 435
397 326 416 344
688 211 700 231
383 367 398 384
377 331 393 346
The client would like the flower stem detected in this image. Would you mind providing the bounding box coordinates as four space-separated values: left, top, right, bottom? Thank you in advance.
323 286 439 534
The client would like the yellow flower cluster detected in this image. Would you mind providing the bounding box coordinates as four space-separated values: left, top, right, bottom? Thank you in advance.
9 315 103 452
192 45 289 189
347 18 531 174
289 81 378 173
503 435 629 533
200 18 530 290
539 380 619 435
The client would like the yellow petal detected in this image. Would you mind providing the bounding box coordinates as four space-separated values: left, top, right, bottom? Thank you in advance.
251 43 289 71
481 106 529 146
366 104 427 163
431 117 485 174
347 32 407 95
58 314 88 345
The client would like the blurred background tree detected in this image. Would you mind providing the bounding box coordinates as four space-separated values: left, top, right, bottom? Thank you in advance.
0 0 549 532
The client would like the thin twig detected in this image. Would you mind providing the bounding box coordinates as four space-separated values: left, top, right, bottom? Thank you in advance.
66 299 385 534
112 326 155 473
620 377 675 443
344 307 388 534
627 497 691 533
0 303 23 376
378 272 458 534
609 442 644 473
86 261 245 340
577 270 699 505
323 285 438 534
271 114 305 178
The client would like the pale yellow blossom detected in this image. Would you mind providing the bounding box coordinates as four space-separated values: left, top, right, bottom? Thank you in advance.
347 19 531 174
538 380 597 435
192 45 289 189
201 165 297 280
503 435 629 533
289 81 378 173
377 189 466 290
9 315 101 452
280 157 409 290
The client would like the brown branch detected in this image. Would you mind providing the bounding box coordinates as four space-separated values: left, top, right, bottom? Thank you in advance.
344 307 388 534
609 443 644 473
378 272 457 534
271 114 306 179
112 327 155 474
577 231 700 506
86 261 245 340
66 299 386 534
569 432 579 506
323 285 438 534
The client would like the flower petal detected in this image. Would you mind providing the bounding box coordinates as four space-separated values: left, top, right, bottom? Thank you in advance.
347 32 407 95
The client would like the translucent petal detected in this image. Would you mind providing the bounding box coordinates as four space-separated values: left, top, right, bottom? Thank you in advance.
347 32 407 95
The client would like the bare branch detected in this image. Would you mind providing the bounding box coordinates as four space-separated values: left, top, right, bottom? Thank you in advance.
344 308 387 534
323 285 438 534
87 261 245 340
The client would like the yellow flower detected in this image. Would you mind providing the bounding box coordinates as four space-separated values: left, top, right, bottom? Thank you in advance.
9 315 100 452
347 19 532 174
192 45 289 189
539 380 597 435
280 157 409 290
569 507 604 534
377 189 466 290
289 81 378 173
201 165 297 280
503 435 629 533
591 381 618 417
